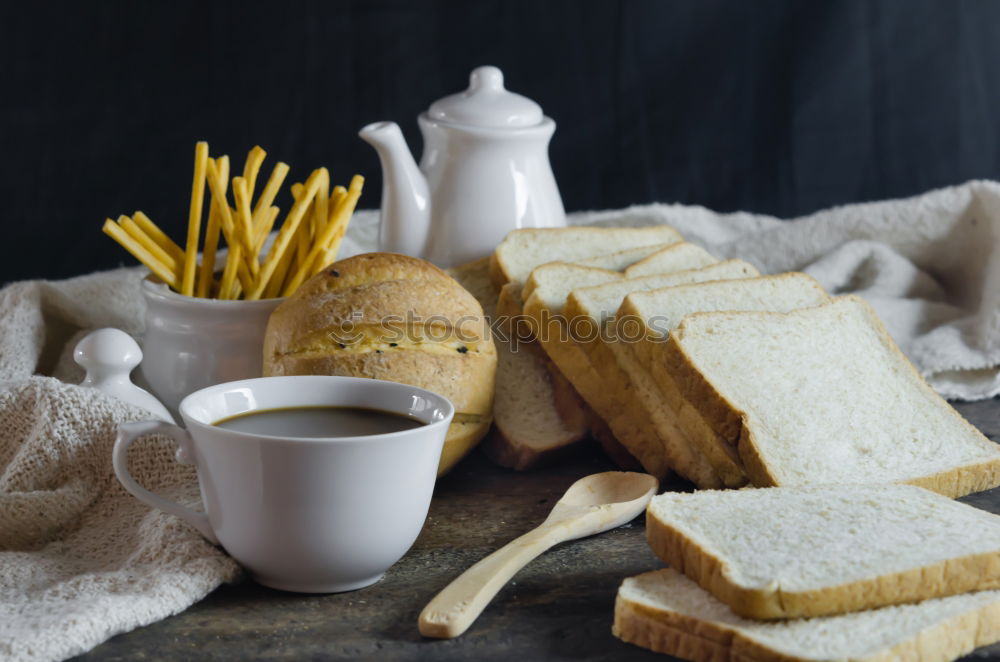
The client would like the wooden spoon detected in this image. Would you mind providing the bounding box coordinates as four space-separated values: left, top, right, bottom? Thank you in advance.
418 471 658 639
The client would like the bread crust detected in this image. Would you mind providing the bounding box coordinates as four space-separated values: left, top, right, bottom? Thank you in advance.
480 423 581 470
584 405 644 471
522 292 674 479
647 503 1000 620
662 332 744 445
608 339 723 488
668 296 1000 498
614 589 1000 662
268 350 496 416
438 415 491 475
264 253 497 474
449 257 589 470
644 339 747 484
493 226 683 288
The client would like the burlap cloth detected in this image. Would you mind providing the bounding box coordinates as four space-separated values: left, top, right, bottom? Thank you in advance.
3 181 1000 661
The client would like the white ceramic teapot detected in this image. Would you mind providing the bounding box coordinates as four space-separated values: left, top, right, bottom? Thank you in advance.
359 66 566 268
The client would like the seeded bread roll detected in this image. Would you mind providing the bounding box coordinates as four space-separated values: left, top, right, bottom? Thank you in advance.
263 252 497 475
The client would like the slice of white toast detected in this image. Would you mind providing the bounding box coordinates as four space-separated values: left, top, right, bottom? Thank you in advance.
617 274 830 484
448 257 586 470
490 226 683 288
482 238 683 469
525 257 758 484
574 242 682 271
614 568 1000 662
646 484 1000 620
666 295 1000 497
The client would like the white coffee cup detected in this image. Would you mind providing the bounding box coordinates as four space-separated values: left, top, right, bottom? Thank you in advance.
113 375 454 593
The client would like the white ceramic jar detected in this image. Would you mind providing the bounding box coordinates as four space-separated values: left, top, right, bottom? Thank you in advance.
138 277 284 416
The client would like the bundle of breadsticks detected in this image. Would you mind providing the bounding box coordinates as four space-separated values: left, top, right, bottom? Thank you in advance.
103 141 364 299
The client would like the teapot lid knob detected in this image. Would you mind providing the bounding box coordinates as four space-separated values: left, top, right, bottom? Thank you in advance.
470 66 505 91
427 65 544 129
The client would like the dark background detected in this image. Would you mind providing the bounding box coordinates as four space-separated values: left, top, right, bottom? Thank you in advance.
3 0 1000 285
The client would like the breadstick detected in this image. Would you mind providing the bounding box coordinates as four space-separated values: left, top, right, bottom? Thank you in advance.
206 159 253 299
282 175 364 295
103 219 180 290
313 167 330 243
251 162 290 246
232 177 260 279
242 146 266 201
309 175 365 276
182 141 209 296
264 244 295 299
292 182 311 268
328 185 347 224
255 206 280 254
264 202 301 299
132 211 185 264
118 215 180 277
197 156 229 298
247 169 323 300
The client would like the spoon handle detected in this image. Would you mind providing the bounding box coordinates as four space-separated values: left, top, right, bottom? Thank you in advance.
419 524 564 638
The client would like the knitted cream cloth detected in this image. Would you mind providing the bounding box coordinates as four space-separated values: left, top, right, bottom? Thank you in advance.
2 180 999 662
0 271 242 662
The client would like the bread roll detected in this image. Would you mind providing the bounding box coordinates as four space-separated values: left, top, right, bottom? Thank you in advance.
263 252 497 475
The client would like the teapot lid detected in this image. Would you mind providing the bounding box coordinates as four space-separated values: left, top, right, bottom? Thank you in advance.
427 66 544 129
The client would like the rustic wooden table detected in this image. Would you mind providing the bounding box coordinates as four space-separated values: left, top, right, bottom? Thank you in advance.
73 398 1000 661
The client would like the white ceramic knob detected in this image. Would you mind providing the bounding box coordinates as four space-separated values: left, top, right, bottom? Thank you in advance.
75 328 175 424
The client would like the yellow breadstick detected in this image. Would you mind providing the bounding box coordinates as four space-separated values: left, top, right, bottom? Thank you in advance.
282 175 363 295
206 159 253 298
264 201 300 299
255 206 280 254
247 169 323 300
242 146 266 201
251 162 290 244
197 156 229 298
103 219 180 290
264 244 295 299
182 141 209 296
313 168 330 242
118 215 180 277
317 178 364 270
232 177 260 279
316 246 340 276
132 211 185 264
328 185 347 224
293 184 312 269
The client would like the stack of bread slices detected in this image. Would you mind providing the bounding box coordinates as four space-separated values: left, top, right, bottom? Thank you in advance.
454 225 1000 659
614 484 1000 660
477 225 1000 499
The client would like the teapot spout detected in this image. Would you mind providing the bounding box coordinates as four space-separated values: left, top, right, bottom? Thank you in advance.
358 121 431 257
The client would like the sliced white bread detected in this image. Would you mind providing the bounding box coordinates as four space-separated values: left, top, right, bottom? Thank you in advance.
503 240 684 322
646 484 1000 620
500 243 690 470
527 259 759 484
482 338 589 469
666 295 1000 497
483 242 681 469
575 242 680 271
616 274 830 485
447 257 588 470
613 568 1000 662
490 225 683 288
623 241 717 277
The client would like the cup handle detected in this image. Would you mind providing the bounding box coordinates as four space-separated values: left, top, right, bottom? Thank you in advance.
113 420 219 545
